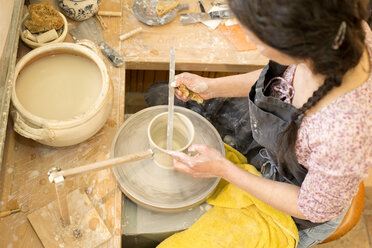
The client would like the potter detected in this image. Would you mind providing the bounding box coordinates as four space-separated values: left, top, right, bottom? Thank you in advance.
148 112 194 169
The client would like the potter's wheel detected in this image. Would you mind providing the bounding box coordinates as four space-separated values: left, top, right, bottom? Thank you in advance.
111 106 224 212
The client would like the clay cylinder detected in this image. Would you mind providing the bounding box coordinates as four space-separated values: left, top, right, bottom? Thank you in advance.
148 112 194 169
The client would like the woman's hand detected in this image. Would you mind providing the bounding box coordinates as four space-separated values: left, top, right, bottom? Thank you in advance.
172 73 212 102
166 144 234 178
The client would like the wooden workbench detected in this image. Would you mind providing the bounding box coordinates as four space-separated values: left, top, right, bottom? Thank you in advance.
0 0 267 247
0 0 124 247
121 0 267 72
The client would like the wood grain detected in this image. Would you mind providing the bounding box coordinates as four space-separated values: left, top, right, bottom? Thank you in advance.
28 189 112 248
0 0 124 247
0 0 268 247
121 0 268 72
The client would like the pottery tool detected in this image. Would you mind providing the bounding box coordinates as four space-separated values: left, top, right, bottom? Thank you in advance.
69 17 124 67
48 149 153 183
198 0 206 13
0 204 30 217
180 9 234 25
166 47 176 150
119 27 143 41
132 0 189 26
97 11 122 17
0 208 21 217
27 149 153 248
95 14 108 30
48 149 153 223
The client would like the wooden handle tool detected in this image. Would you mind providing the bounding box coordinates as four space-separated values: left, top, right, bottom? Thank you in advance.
0 208 21 217
49 149 153 182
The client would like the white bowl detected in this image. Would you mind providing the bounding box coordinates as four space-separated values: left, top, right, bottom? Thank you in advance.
20 11 68 49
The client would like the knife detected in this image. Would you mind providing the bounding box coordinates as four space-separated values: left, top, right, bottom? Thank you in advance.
180 9 234 25
69 18 124 67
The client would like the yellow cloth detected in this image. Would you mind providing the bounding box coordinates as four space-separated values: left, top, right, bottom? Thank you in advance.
157 144 299 248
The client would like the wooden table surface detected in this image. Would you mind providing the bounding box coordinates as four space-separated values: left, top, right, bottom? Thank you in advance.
0 0 266 247
120 0 267 72
0 0 124 247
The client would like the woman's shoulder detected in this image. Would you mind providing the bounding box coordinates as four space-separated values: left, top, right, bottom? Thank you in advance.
302 76 371 135
297 74 372 172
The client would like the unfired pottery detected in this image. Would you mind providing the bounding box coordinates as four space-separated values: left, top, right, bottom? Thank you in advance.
11 42 113 147
111 106 224 212
148 112 195 169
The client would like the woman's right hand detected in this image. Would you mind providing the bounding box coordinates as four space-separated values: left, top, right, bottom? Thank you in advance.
172 72 213 102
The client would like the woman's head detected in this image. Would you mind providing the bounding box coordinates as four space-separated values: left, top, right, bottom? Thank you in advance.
228 0 368 166
229 0 367 80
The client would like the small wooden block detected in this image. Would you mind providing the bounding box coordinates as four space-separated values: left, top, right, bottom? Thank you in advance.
28 189 111 248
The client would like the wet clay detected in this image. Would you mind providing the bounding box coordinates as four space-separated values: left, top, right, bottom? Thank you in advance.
152 129 189 151
15 54 102 120
148 112 194 169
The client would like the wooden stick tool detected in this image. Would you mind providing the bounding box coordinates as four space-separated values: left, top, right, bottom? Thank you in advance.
97 11 122 17
47 149 153 225
119 27 143 41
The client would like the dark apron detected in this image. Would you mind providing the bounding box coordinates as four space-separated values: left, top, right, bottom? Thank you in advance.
207 61 324 230
144 61 324 230
246 61 324 230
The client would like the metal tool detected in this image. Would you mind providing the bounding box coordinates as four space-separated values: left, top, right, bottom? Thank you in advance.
167 47 176 150
69 17 124 67
198 0 206 13
180 9 234 25
132 0 189 26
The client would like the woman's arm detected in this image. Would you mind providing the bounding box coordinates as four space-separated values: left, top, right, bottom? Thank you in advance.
206 69 263 98
174 69 262 100
167 144 308 220
223 161 307 219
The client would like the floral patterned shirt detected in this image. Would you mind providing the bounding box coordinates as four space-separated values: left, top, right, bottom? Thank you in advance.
269 22 372 223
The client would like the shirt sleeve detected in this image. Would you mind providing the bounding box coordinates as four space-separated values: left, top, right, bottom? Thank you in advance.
297 100 371 223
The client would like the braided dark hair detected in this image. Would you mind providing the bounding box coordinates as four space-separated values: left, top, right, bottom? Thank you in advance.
228 0 367 165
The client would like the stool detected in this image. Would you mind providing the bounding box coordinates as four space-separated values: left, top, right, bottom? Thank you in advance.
320 182 365 243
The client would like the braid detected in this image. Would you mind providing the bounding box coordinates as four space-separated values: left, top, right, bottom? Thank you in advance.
228 0 367 170
277 76 342 167
295 77 342 117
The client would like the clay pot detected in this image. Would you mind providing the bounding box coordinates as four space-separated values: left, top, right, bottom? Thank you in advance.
148 112 195 169
11 42 113 147
59 0 101 21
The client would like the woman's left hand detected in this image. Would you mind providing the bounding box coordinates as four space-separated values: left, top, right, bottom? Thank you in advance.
166 144 233 178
